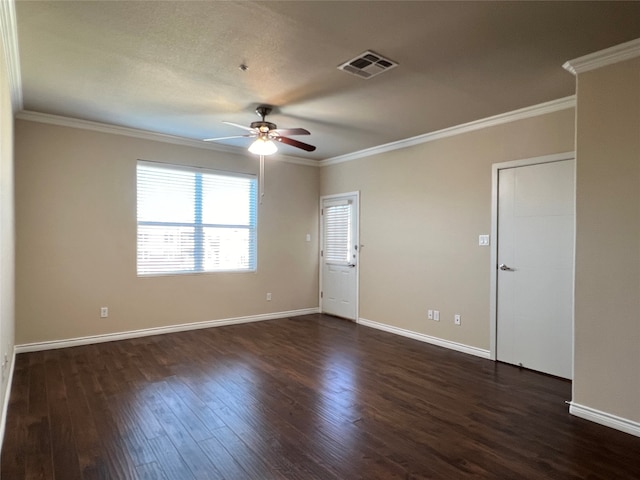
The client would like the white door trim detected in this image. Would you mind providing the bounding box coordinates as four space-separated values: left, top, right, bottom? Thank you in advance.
489 151 576 363
319 191 360 321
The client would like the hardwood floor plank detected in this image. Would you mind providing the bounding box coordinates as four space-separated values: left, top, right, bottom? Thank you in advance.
43 355 83 480
198 434 257 480
166 375 228 432
134 461 169 480
3 314 640 479
138 383 223 479
2 355 30 478
58 350 108 480
208 390 340 480
151 380 218 442
145 434 198 480
206 425 285 480
106 393 158 467
74 363 139 479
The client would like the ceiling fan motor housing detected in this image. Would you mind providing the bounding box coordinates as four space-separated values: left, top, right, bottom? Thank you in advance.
250 121 277 132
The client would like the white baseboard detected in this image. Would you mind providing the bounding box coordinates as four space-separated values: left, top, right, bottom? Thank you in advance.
358 317 490 359
0 346 16 454
569 402 640 438
15 308 320 353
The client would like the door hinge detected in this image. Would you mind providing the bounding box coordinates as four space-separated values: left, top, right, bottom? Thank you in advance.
320 291 323 298
321 250 323 257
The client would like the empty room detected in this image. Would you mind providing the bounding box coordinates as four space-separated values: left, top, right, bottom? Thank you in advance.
1 1 640 478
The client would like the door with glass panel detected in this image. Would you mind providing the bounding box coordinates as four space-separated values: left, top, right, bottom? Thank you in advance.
320 193 359 320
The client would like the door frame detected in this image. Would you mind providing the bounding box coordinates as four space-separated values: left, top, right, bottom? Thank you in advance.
319 191 360 321
489 151 575 363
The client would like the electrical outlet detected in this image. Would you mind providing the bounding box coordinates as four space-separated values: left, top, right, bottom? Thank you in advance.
100 307 108 318
434 310 440 321
428 309 433 320
454 314 461 325
266 293 272 301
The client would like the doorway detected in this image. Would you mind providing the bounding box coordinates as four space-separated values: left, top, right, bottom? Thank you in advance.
490 153 575 379
320 192 359 321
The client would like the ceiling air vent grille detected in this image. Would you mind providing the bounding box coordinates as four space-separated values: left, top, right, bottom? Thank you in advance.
337 50 398 79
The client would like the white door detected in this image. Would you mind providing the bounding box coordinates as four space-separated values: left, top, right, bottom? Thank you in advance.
321 193 359 320
497 160 574 379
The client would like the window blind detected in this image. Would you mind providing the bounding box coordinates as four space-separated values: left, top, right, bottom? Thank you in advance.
137 161 257 275
323 200 352 264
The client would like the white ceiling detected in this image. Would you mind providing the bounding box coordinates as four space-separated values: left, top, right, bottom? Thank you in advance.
13 1 640 160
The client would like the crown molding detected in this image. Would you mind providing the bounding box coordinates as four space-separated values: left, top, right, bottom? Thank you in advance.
17 93 575 169
15 97 577 170
15 110 320 167
563 37 640 76
319 96 576 167
0 0 23 110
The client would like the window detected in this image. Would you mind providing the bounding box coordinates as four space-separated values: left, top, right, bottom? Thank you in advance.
322 200 353 265
137 161 257 275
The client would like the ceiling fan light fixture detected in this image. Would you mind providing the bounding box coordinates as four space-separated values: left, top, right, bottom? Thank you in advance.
205 104 315 153
248 137 278 155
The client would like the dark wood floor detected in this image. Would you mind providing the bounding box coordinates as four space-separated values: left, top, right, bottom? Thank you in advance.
2 314 640 479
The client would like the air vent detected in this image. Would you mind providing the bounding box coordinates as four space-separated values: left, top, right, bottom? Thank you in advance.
338 50 398 79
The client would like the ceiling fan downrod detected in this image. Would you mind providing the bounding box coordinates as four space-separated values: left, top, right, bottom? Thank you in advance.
251 105 277 132
255 105 272 120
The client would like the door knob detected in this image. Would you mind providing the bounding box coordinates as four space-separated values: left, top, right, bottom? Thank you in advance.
499 264 514 271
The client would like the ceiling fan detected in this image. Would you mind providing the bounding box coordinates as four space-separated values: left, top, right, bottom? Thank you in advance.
204 105 316 155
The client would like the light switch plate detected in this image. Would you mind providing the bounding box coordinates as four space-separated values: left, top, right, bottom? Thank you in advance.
478 234 490 246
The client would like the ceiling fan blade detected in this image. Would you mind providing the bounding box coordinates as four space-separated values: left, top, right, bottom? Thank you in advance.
222 121 256 132
271 128 310 136
203 134 253 142
275 136 316 152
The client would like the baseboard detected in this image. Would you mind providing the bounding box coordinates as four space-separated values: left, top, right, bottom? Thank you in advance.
358 317 490 359
569 402 640 438
0 346 16 454
15 307 320 353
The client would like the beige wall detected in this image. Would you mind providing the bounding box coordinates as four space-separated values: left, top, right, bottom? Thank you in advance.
573 57 640 422
15 121 319 344
321 109 575 351
0 28 16 432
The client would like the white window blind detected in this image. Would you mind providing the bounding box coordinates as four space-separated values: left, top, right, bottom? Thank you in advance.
137 161 257 275
323 200 352 264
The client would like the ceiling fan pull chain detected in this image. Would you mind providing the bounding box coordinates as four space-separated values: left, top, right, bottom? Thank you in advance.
259 154 265 205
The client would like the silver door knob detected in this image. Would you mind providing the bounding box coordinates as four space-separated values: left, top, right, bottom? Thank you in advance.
499 264 514 271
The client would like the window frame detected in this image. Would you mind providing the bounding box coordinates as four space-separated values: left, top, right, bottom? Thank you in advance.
136 160 258 276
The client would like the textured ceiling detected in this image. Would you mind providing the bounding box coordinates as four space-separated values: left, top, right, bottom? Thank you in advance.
14 1 640 160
